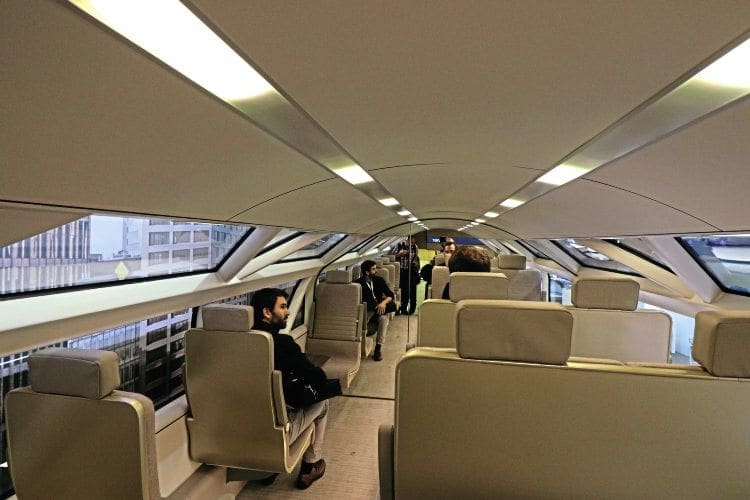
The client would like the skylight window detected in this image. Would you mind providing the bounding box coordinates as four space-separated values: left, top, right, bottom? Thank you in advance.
680 234 750 296
554 239 640 275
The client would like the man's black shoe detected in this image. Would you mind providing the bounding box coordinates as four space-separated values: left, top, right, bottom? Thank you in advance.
259 472 278 486
373 344 383 362
296 459 326 489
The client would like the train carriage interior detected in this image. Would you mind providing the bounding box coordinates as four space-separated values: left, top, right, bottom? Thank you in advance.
2 1 750 498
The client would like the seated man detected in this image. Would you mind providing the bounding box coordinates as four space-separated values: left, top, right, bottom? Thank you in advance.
442 246 492 299
354 260 396 361
251 288 337 489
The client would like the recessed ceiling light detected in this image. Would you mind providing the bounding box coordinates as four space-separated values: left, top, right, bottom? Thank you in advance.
475 218 486 223
397 210 411 216
484 211 500 218
333 165 374 185
500 198 525 208
536 164 590 186
695 38 750 89
407 216 418 221
70 0 274 102
379 197 399 207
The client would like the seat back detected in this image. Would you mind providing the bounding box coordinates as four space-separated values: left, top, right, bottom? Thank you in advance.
309 271 362 387
495 254 543 301
387 303 750 499
429 265 450 299
568 277 671 363
5 348 159 499
417 272 508 347
312 270 362 341
185 304 312 473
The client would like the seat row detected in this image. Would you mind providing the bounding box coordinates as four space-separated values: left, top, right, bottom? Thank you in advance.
380 300 750 499
419 272 672 364
5 303 326 498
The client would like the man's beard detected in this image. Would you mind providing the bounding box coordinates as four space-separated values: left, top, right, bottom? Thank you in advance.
271 314 287 329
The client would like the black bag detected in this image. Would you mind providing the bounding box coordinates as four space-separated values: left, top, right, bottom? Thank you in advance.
284 370 342 409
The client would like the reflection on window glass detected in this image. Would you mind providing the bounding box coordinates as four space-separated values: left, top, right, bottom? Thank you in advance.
554 239 640 275
607 238 672 272
351 235 379 253
549 274 572 305
281 233 347 261
0 214 252 296
680 234 750 295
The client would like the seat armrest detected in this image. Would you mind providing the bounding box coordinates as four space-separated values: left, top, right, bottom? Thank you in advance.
271 370 290 432
378 424 394 500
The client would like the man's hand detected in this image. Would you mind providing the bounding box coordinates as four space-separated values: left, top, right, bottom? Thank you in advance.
376 301 387 315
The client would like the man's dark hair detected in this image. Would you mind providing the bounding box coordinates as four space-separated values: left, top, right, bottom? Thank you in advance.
250 288 288 325
448 246 491 273
361 260 376 275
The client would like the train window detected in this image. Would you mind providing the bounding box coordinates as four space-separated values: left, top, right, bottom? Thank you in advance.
281 233 347 261
679 235 750 296
548 274 573 305
553 239 641 276
0 214 252 297
351 235 381 253
0 307 192 477
257 229 304 255
606 238 674 273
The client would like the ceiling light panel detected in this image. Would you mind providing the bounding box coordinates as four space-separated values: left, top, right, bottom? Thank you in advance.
379 197 399 207
69 0 405 220
333 165 374 185
500 198 525 208
482 34 750 218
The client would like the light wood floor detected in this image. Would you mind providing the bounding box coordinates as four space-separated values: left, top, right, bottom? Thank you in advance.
238 300 419 498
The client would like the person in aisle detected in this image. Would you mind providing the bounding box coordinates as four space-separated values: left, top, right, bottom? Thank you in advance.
394 236 420 315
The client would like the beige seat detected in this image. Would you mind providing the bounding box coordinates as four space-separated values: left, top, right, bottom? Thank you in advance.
378 263 401 313
5 348 160 499
307 270 362 388
417 272 508 348
495 254 543 301
568 277 672 363
429 265 450 299
185 304 314 474
380 303 750 499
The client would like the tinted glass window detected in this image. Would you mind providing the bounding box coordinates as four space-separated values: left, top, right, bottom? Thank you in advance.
554 239 640 276
0 214 252 296
680 235 750 295
281 233 347 261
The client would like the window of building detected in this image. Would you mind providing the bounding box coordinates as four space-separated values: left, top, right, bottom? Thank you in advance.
149 232 170 246
149 251 169 266
173 231 191 244
193 230 209 242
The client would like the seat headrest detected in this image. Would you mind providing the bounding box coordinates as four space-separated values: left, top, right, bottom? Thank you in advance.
29 348 120 399
497 254 526 270
449 272 509 302
327 269 351 284
202 304 253 331
693 310 750 377
434 254 446 266
571 277 639 310
456 300 573 365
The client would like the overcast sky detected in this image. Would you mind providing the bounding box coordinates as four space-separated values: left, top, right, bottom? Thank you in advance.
90 215 124 257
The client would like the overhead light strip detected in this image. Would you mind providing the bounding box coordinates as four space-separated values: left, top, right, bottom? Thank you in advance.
69 0 411 220
480 35 750 218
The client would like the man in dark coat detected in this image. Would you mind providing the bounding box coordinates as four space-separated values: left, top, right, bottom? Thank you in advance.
251 288 329 489
354 260 395 361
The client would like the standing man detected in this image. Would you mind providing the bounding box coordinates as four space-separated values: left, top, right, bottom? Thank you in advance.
394 237 420 315
251 288 331 490
354 260 395 361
